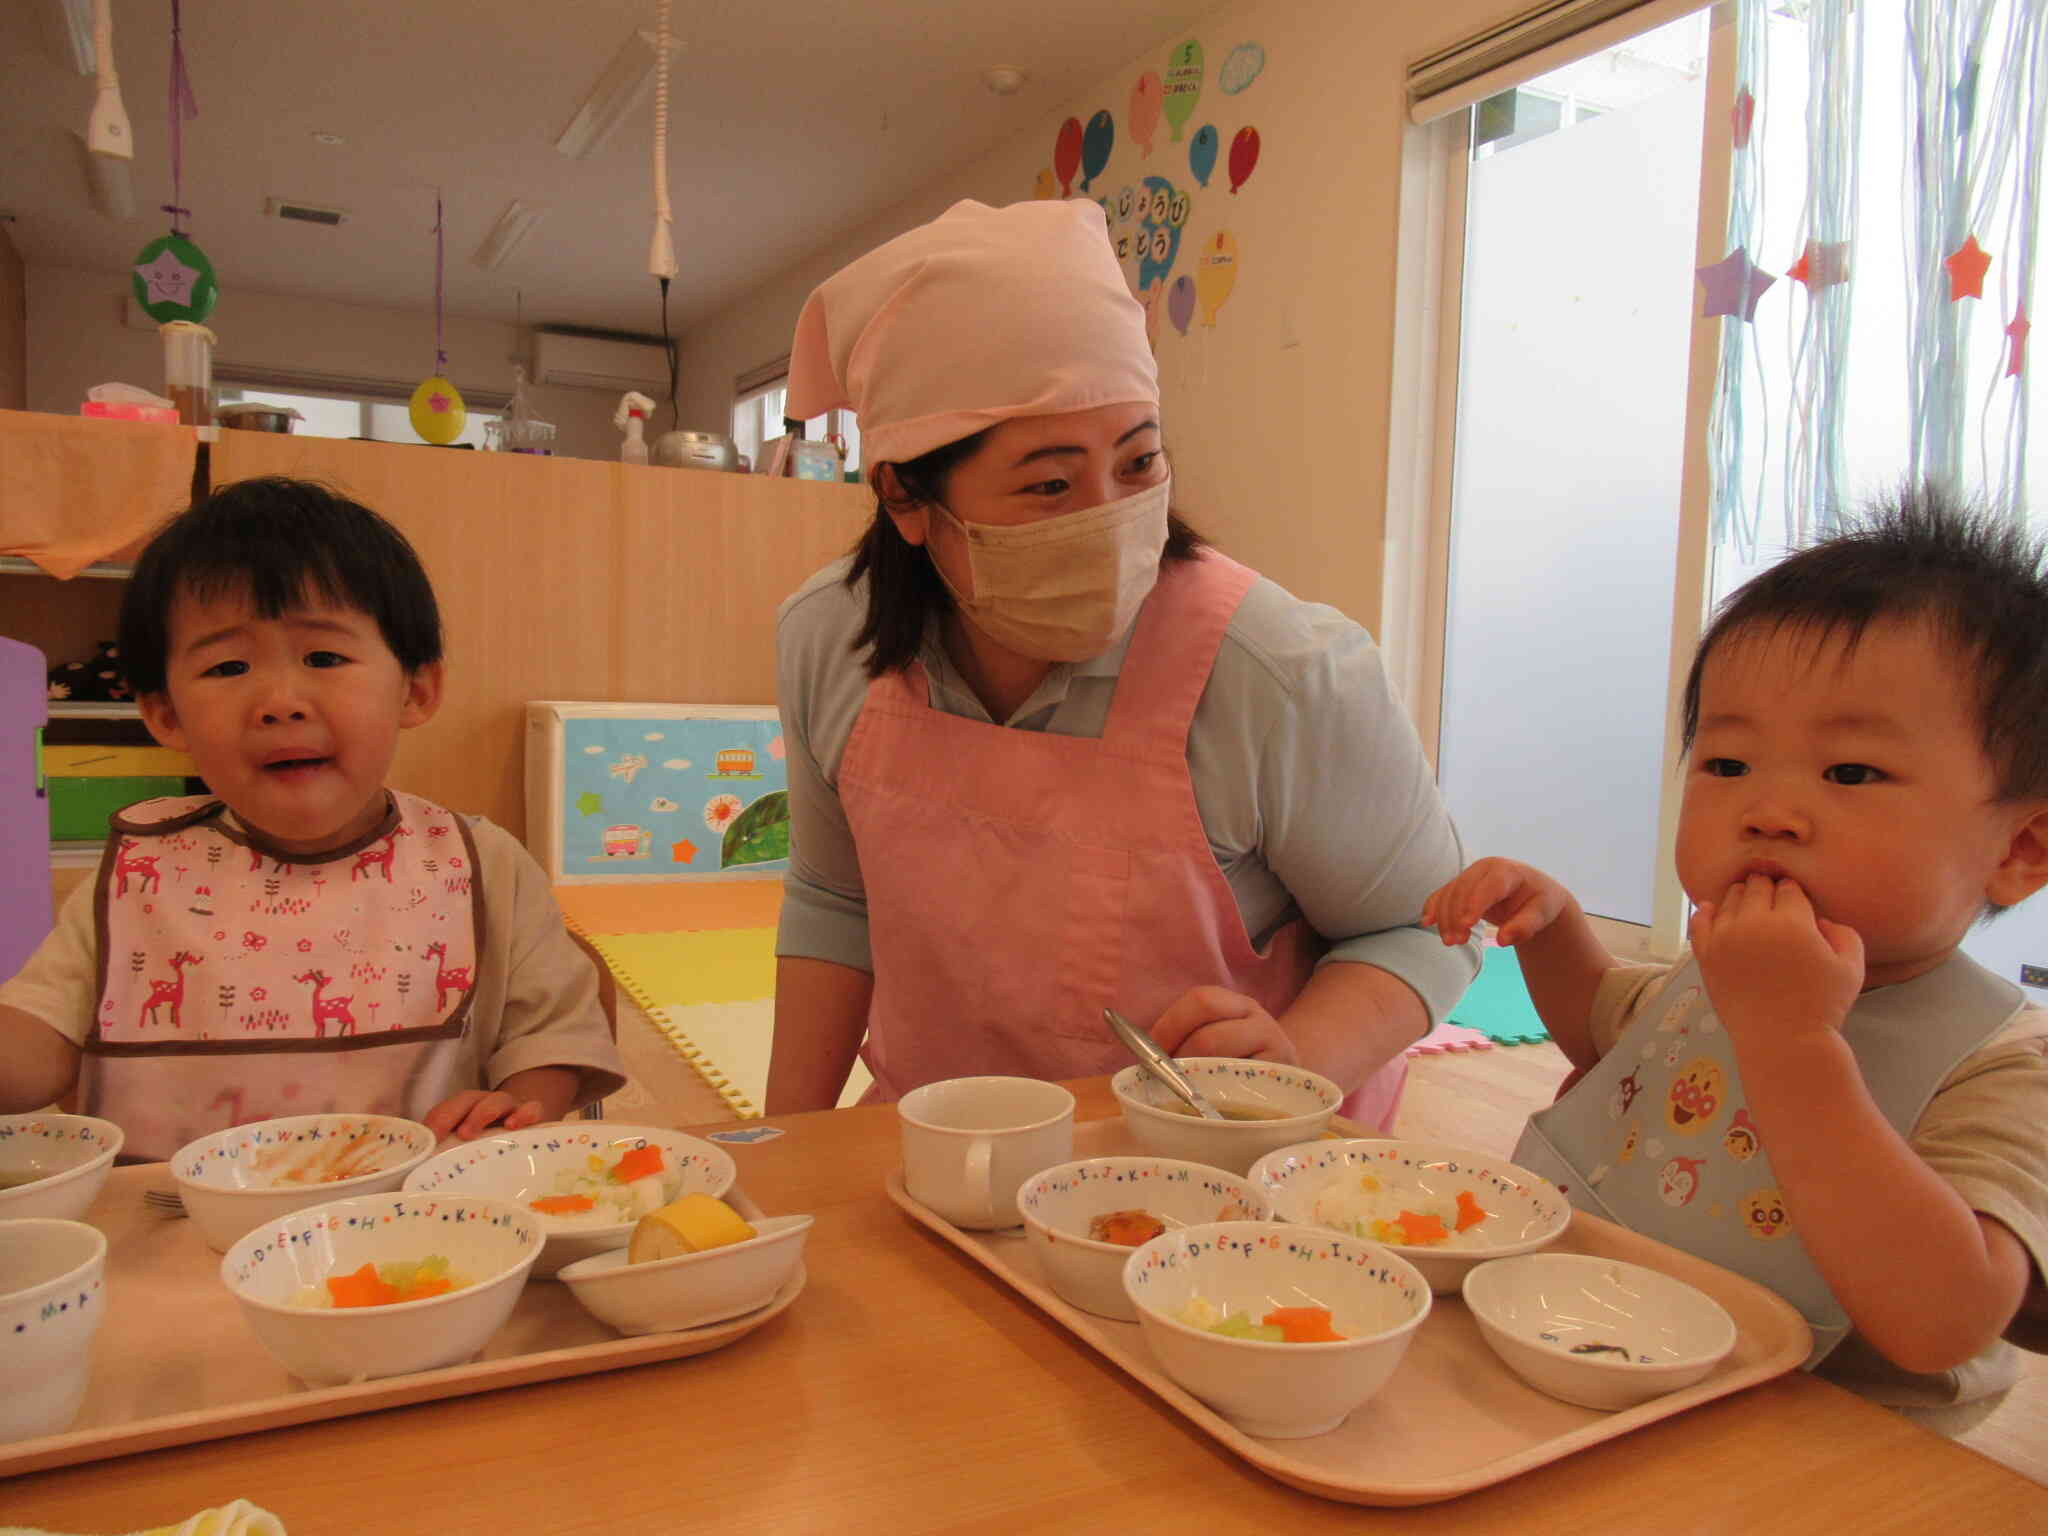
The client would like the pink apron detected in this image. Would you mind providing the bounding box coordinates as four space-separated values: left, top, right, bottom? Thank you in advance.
838 549 1407 1129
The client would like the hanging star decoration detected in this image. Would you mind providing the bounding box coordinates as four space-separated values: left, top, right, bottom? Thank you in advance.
1945 235 1992 300
1731 87 1756 150
1697 247 1777 322
134 248 200 306
2007 305 2031 377
1786 240 1850 292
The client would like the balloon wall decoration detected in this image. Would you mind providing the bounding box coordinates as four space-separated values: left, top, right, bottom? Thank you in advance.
1195 231 1240 326
1163 40 1204 143
1136 175 1189 294
1168 275 1197 335
1130 72 1163 158
1188 124 1219 188
1054 117 1084 197
1080 110 1115 194
1033 168 1058 200
1228 126 1262 193
1220 42 1266 95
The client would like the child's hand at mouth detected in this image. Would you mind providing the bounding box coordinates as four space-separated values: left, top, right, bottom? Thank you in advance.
1690 873 1864 1051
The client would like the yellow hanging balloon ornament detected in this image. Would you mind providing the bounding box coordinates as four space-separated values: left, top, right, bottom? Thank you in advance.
411 193 467 445
410 375 466 444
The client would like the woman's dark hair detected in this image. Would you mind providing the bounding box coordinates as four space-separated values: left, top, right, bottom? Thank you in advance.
1680 481 2048 803
845 429 1205 676
118 476 444 695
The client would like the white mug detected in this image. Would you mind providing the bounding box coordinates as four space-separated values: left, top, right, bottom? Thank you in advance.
899 1077 1076 1230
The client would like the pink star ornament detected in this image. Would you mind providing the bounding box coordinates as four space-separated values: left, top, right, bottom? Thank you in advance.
134 249 199 306
1697 247 1777 322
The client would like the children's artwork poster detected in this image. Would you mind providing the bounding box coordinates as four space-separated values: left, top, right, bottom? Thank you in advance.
552 709 789 881
1033 37 1266 344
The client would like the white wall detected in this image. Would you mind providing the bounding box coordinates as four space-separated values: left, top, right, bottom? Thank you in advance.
23 266 622 462
670 0 1530 632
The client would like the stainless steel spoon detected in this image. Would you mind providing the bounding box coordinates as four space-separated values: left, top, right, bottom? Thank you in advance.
1104 1008 1224 1120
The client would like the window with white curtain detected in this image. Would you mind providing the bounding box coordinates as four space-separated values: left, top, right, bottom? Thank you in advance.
1394 0 2048 991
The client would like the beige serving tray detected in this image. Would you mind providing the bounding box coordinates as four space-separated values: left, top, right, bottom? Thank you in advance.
885 1117 1812 1506
2 1165 803 1479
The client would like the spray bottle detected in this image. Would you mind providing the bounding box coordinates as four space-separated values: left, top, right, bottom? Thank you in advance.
614 391 654 465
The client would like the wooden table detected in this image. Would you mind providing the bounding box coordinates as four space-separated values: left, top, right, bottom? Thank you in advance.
7 1079 2045 1534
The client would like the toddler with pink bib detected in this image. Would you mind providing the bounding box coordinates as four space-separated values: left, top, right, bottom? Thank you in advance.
0 477 625 1159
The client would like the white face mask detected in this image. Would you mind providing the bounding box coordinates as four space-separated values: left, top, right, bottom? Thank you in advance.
927 478 1171 662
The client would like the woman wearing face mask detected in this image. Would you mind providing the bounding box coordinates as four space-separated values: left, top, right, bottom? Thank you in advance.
766 200 1478 1121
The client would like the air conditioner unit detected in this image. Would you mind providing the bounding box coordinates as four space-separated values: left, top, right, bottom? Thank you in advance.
530 328 671 392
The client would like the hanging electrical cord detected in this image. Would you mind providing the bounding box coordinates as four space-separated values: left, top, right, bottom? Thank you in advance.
649 0 682 430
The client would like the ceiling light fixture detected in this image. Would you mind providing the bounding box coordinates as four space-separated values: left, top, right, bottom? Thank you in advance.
473 199 547 270
555 33 658 159
983 65 1026 96
310 130 345 146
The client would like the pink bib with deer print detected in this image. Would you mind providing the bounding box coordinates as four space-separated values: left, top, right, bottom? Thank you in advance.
82 790 484 1160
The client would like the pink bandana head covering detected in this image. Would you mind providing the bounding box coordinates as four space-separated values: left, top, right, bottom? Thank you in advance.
785 199 1158 466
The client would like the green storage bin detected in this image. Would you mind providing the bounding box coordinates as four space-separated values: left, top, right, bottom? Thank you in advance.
47 775 189 842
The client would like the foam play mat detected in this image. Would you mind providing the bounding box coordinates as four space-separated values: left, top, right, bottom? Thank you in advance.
557 879 870 1116
1445 945 1551 1046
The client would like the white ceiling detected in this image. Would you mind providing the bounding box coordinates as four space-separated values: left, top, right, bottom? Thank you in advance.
0 0 1223 337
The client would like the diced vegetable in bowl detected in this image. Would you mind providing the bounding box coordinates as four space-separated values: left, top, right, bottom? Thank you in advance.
1250 1139 1569 1293
402 1125 737 1277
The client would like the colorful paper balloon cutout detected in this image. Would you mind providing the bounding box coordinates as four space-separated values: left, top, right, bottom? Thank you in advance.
1188 124 1219 187
409 375 468 444
1080 110 1115 193
1228 126 1261 193
1033 168 1058 200
1196 231 1236 327
1195 231 1238 326
131 232 220 324
1168 274 1196 335
1054 117 1084 197
1136 175 1186 294
1220 42 1265 95
1130 72 1163 158
1163 39 1204 144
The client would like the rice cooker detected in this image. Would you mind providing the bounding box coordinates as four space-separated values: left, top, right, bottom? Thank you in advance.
652 430 740 472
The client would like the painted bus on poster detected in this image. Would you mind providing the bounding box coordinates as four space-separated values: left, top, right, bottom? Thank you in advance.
524 703 791 883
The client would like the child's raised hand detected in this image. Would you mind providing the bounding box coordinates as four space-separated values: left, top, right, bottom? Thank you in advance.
423 1088 550 1142
1421 858 1572 947
1690 875 1863 1043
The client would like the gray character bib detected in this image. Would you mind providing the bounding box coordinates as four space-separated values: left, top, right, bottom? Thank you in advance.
1513 950 2022 1364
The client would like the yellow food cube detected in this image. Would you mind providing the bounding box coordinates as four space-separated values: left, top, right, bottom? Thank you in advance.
628 1193 756 1262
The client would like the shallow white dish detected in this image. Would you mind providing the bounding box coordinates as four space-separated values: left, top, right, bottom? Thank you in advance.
219 1191 542 1386
0 1219 108 1443
0 1114 124 1223
1018 1157 1271 1322
1462 1252 1738 1411
1111 1059 1342 1175
172 1114 439 1252
556 1214 814 1335
1250 1139 1569 1294
1122 1220 1430 1439
402 1124 736 1277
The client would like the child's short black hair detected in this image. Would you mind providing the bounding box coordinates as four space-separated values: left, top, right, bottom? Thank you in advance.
118 476 443 695
1681 482 2048 802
